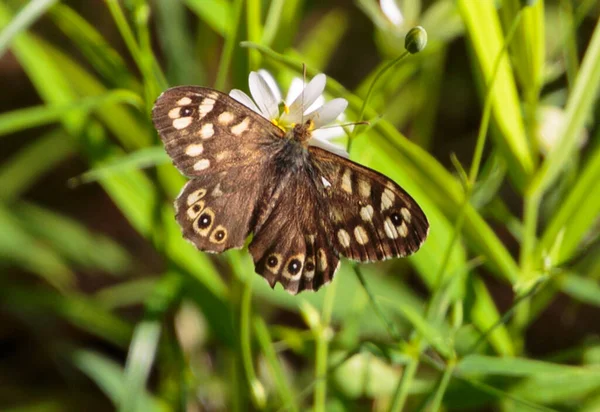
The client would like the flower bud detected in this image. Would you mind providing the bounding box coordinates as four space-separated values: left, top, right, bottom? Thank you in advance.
405 26 427 54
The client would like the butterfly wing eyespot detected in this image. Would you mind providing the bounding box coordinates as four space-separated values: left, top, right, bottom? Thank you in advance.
308 146 429 262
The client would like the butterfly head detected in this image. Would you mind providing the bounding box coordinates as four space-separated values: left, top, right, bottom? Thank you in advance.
290 119 315 144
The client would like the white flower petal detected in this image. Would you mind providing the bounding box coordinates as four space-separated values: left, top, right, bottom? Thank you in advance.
229 89 260 114
313 125 350 141
283 74 326 123
309 136 349 158
306 98 348 129
381 0 404 26
258 69 282 103
285 78 304 106
249 71 279 119
305 95 325 115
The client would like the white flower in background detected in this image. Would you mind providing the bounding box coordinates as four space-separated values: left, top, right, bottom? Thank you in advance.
380 0 404 26
537 106 587 155
229 70 350 158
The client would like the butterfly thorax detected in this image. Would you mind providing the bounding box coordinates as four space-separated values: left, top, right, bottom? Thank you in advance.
288 120 314 145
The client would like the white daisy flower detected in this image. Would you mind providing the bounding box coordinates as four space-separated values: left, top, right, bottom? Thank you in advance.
229 70 350 158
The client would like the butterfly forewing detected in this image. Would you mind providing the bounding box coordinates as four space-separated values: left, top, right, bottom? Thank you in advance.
152 86 283 176
153 86 284 253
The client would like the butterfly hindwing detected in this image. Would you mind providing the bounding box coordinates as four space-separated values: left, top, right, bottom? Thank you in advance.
248 170 340 295
309 147 429 262
152 86 283 176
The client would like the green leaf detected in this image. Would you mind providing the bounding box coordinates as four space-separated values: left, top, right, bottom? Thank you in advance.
457 0 533 186
0 130 74 201
184 0 230 37
0 0 57 57
457 354 580 376
72 349 167 412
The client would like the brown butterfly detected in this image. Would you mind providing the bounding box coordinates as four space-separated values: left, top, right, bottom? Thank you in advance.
152 73 428 294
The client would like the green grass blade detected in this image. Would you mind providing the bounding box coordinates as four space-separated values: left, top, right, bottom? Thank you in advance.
0 90 142 138
13 201 131 276
457 354 581 376
72 349 166 411
0 0 57 57
119 321 162 412
530 17 600 196
0 130 74 201
70 147 168 186
457 0 533 185
184 0 229 36
0 205 74 290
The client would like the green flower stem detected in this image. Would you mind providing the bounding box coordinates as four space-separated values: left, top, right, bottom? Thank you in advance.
352 264 401 340
389 348 420 412
254 317 298 412
428 357 456 412
104 1 150 94
246 0 262 70
347 50 409 152
261 0 286 47
313 280 337 412
215 0 244 90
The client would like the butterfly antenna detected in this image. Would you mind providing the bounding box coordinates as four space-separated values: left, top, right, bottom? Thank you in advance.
301 63 307 124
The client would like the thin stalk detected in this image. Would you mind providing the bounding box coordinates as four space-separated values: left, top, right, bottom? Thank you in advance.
246 0 262 70
389 352 420 412
313 280 337 412
353 264 402 340
347 50 409 153
215 0 244 90
427 357 456 411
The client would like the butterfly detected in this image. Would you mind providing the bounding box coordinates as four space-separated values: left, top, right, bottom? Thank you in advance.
152 83 429 294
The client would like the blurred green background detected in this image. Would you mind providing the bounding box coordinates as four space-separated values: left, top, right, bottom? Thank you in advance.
1 0 599 411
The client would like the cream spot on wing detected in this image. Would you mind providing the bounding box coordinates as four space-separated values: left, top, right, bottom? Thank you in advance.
381 189 395 211
360 205 374 222
200 123 214 139
354 226 369 245
337 229 351 248
168 107 181 119
186 200 205 219
218 111 235 125
317 249 328 271
212 183 223 197
193 159 210 171
207 91 219 99
185 143 204 156
304 258 316 279
358 180 371 198
186 188 207 205
341 168 352 194
177 97 192 106
384 217 399 239
216 151 231 161
173 117 192 129
401 207 412 223
231 117 250 136
199 98 215 118
321 176 332 188
398 221 408 237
